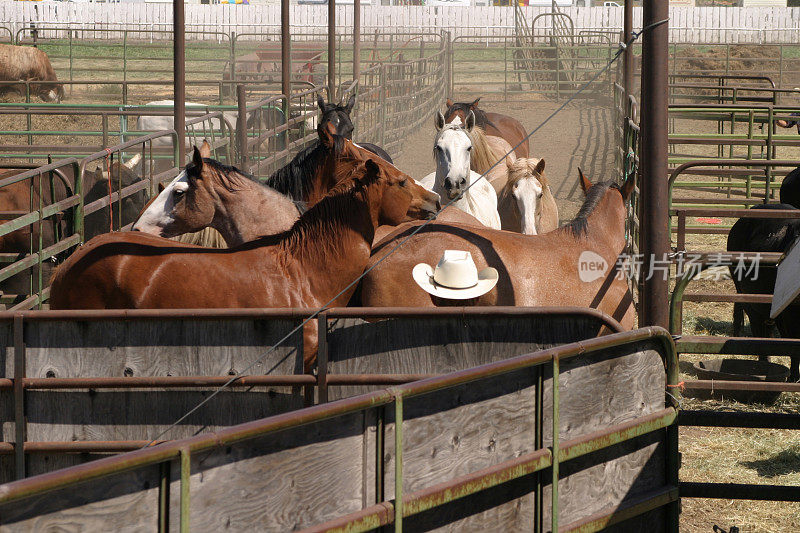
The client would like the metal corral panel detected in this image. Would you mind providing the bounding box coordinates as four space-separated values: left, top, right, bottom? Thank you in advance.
0 328 677 532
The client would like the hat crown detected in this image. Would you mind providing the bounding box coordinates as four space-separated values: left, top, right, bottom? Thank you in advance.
433 250 479 289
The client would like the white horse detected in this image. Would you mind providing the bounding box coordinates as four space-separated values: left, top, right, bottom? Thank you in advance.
419 111 500 230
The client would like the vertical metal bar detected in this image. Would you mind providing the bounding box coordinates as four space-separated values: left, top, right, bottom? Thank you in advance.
665 339 681 532
534 364 543 533
317 311 329 404
236 84 248 172
68 29 74 98
180 448 191 533
767 107 774 199
281 0 291 101
551 357 559 533
328 0 336 100
376 406 385 505
394 396 403 532
37 169 43 306
638 0 669 328
13 314 25 480
623 0 633 103
159 461 171 533
676 211 686 255
75 162 84 244
174 0 186 165
102 114 109 149
353 0 361 82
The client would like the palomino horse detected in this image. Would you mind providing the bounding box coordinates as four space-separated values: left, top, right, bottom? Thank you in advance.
362 170 635 330
134 141 299 246
50 144 440 369
445 97 529 158
497 158 559 235
419 112 500 229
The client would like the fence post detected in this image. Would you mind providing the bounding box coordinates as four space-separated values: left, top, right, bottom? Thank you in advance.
237 84 249 171
13 314 26 480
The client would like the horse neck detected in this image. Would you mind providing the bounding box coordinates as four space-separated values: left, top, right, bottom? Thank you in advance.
569 189 626 248
282 182 382 306
210 178 298 246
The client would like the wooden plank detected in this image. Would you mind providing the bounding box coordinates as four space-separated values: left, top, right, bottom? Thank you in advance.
0 464 162 532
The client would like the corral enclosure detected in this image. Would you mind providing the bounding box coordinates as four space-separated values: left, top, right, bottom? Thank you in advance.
0 3 799 531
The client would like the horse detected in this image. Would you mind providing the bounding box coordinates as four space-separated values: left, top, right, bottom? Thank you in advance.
779 165 800 208
50 140 440 370
134 141 299 247
727 203 800 381
418 111 500 230
445 97 529 158
315 95 393 163
360 170 635 331
0 156 144 305
497 158 559 235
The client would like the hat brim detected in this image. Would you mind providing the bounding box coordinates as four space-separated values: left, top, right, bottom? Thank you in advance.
412 263 499 300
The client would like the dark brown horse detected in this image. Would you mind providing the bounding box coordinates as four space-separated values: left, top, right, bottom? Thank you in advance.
50 138 440 368
445 97 529 158
360 170 635 330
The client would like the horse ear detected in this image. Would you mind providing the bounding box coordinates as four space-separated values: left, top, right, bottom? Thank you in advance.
364 158 379 178
470 97 481 109
578 168 592 195
317 96 326 111
435 111 445 131
198 140 212 159
345 94 356 113
446 98 454 108
319 120 337 147
531 158 545 175
465 110 476 132
192 146 204 170
620 173 636 201
124 152 141 170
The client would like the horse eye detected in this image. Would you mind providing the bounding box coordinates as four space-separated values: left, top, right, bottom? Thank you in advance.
466 146 472 151
173 189 185 199
400 179 408 187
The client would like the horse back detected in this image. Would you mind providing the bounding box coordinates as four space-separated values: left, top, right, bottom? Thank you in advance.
484 111 529 158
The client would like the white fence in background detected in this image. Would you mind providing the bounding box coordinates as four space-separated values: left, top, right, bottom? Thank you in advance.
0 4 799 44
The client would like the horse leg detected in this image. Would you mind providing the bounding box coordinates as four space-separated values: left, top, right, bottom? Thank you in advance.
732 302 744 336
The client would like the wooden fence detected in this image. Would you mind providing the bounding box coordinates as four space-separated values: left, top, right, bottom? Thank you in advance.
1 4 799 44
0 326 678 532
0 307 621 484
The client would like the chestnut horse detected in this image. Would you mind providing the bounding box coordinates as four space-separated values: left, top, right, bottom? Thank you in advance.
445 97 529 158
360 170 635 330
50 145 440 368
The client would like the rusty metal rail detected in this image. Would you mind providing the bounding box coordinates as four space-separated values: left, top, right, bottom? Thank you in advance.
0 326 680 532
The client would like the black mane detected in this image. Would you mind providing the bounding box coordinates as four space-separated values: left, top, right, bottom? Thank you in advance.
264 135 346 201
446 101 498 131
565 181 619 237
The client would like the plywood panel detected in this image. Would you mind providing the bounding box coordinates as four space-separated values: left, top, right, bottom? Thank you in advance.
0 464 162 533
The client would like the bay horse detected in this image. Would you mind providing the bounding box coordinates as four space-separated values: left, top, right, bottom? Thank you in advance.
419 112 501 229
445 97 529 158
50 143 440 369
497 157 559 235
360 170 635 331
315 95 392 163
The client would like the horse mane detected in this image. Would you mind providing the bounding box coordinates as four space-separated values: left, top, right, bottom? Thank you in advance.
172 227 228 248
193 157 259 193
275 159 382 257
564 181 618 237
265 135 346 200
467 126 498 175
507 158 549 188
447 102 498 131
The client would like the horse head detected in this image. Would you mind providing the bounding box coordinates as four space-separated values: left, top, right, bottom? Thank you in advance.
433 111 475 200
502 157 546 235
317 94 356 139
133 141 225 238
444 97 481 125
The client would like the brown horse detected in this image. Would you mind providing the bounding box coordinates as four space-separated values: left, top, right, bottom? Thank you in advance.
360 170 635 330
133 141 299 246
445 98 529 158
50 142 440 367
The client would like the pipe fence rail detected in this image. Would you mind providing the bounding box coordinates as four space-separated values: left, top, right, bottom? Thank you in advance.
0 325 680 532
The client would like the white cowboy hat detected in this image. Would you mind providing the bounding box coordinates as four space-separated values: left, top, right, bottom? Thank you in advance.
412 250 498 300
